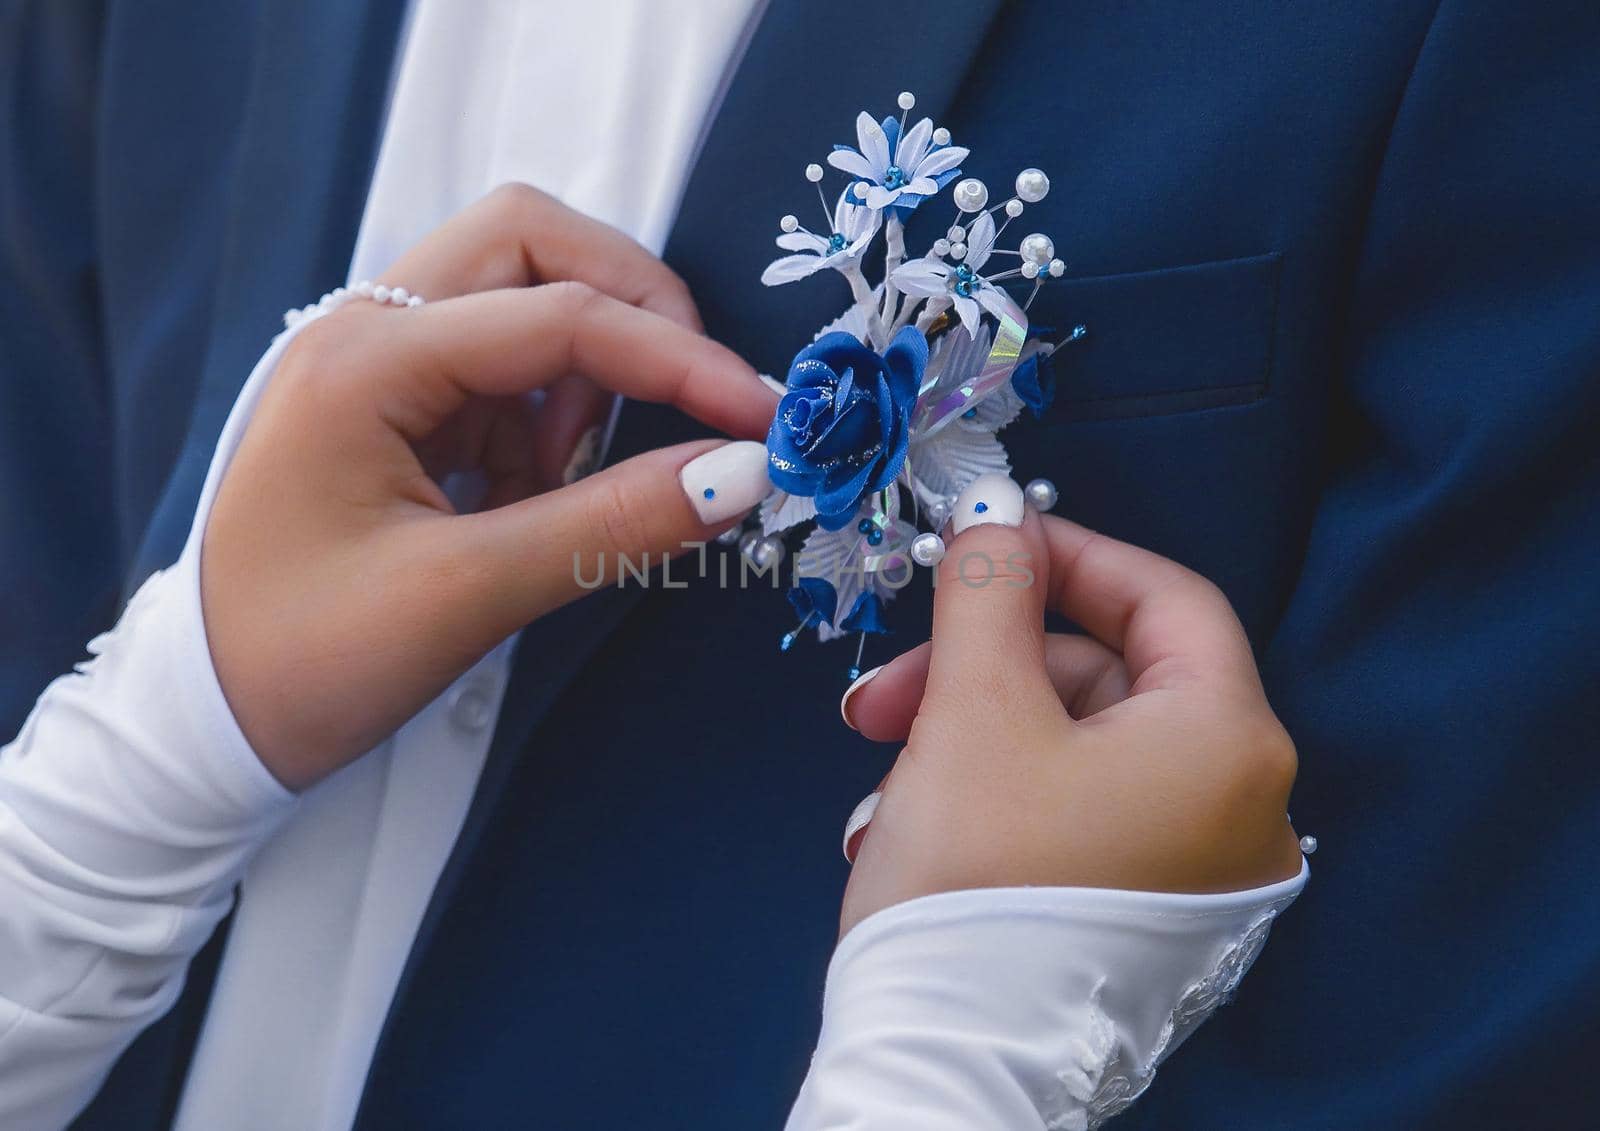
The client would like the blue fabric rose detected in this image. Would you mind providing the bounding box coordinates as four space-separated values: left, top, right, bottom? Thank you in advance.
767 327 926 530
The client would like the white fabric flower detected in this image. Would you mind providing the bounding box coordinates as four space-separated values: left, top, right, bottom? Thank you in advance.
889 210 1011 337
760 191 882 285
827 112 968 211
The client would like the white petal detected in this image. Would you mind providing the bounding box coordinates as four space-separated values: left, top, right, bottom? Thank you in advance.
895 117 933 170
838 200 881 243
975 284 1016 322
761 490 819 535
865 184 900 210
965 210 997 270
761 254 824 286
914 145 968 179
827 148 876 180
814 303 876 343
954 294 982 337
777 232 829 252
845 223 878 256
908 424 1012 505
905 177 939 198
891 258 951 297
855 111 890 174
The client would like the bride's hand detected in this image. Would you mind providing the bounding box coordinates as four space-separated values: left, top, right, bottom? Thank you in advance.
202 185 778 790
837 474 1304 936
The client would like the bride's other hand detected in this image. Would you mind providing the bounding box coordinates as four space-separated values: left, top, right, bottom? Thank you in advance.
837 474 1303 936
202 185 778 790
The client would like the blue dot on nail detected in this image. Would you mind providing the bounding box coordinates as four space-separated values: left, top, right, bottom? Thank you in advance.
974 501 988 514
703 487 716 499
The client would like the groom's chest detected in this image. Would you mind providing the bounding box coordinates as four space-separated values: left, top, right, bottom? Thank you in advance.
98 0 1434 628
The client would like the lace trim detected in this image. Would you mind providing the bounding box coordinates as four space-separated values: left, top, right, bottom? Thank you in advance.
1082 907 1282 1128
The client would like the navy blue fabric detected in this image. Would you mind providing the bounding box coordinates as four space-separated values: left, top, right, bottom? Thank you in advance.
0 0 1595 1127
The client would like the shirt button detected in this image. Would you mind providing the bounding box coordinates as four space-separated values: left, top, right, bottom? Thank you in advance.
448 680 497 732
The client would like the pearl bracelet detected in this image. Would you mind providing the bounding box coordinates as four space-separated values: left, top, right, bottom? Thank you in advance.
282 280 425 329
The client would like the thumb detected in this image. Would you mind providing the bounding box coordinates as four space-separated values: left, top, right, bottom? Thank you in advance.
442 439 773 646
927 473 1055 710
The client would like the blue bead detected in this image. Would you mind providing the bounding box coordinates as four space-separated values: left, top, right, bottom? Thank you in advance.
703 487 715 499
867 530 883 545
962 407 977 419
857 518 874 533
847 666 861 681
974 501 989 513
780 631 797 652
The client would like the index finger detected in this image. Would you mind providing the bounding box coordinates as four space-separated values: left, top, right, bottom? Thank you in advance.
375 282 777 442
1040 514 1262 695
381 183 702 330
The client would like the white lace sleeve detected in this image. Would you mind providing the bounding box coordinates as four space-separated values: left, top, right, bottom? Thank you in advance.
786 863 1307 1130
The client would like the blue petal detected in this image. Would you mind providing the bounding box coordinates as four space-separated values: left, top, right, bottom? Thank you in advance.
883 326 929 410
841 592 890 635
1010 353 1056 418
815 459 878 528
880 115 901 157
788 577 839 627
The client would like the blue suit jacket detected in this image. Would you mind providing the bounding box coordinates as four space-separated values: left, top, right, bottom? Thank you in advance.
3 2 1598 1127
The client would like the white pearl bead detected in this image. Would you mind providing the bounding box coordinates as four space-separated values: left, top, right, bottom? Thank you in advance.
407 295 424 307
909 532 946 567
925 498 952 527
952 178 989 213
947 224 966 242
897 91 916 110
1005 199 1025 218
1024 478 1058 511
738 530 761 559
1020 261 1040 279
1048 259 1065 277
355 280 375 297
1019 233 1055 265
283 309 302 325
1014 167 1050 203
390 287 409 305
716 523 746 546
805 163 824 183
950 242 968 261
332 286 348 299
372 285 390 303
1299 835 1319 855
932 127 951 145
932 238 951 256
779 214 798 233
749 535 786 570
852 182 869 200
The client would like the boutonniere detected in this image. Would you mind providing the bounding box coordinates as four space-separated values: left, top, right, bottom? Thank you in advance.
726 91 1083 678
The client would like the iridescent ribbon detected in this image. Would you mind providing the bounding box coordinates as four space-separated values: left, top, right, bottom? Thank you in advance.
910 289 1028 438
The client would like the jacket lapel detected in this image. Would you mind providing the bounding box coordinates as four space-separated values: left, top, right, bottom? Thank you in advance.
131 0 410 584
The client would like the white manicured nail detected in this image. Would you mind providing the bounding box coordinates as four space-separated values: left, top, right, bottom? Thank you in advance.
758 373 788 396
839 665 883 728
843 791 881 862
679 441 772 525
561 426 602 485
950 472 1025 535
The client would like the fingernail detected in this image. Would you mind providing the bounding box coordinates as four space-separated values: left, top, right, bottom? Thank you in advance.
839 665 883 729
843 791 881 862
758 373 788 396
561 426 603 485
679 441 772 525
950 472 1025 535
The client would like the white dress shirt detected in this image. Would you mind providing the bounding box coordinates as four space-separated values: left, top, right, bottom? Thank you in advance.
0 2 1307 1128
